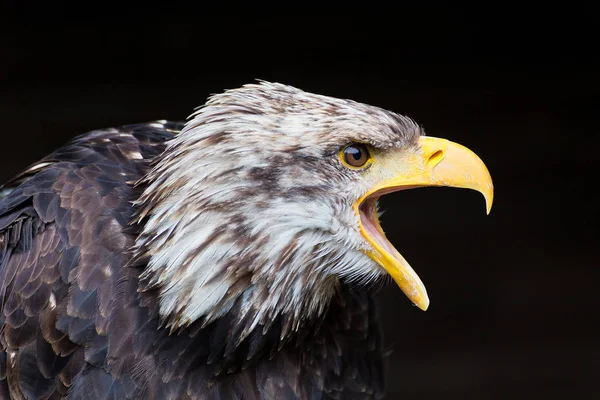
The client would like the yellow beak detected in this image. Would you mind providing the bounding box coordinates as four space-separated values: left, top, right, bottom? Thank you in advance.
354 136 494 311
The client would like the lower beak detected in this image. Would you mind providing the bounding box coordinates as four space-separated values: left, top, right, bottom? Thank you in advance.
355 136 494 311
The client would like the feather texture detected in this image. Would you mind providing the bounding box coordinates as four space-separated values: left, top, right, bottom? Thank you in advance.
0 127 385 398
0 82 426 398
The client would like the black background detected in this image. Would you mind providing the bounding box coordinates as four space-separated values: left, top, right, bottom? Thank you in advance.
1 5 598 399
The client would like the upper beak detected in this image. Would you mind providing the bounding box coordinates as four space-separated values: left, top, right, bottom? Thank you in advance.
355 136 494 311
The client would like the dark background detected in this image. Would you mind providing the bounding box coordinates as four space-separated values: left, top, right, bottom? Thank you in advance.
1 5 598 399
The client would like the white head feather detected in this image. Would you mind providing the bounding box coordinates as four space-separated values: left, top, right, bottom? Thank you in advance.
133 81 421 334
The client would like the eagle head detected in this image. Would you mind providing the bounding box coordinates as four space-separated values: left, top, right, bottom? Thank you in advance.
133 82 493 337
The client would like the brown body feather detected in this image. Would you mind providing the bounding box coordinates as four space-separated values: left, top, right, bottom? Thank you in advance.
0 121 384 399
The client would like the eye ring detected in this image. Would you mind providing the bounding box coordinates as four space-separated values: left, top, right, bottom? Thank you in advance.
340 143 371 169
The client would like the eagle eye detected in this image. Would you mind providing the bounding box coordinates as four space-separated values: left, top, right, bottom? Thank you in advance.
340 143 371 169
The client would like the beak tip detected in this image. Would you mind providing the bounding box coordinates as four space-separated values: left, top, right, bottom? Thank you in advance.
415 297 430 311
485 195 494 215
483 185 494 215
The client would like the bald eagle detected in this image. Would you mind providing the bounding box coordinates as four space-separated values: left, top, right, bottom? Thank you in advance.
0 82 493 399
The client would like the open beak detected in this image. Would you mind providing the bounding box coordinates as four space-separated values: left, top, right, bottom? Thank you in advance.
354 136 494 311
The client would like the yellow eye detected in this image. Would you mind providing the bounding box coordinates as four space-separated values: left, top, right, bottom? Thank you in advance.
340 143 371 168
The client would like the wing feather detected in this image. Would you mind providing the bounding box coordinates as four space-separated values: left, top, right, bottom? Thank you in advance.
0 122 177 398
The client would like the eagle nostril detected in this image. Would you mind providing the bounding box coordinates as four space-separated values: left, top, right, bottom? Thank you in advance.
427 150 444 168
